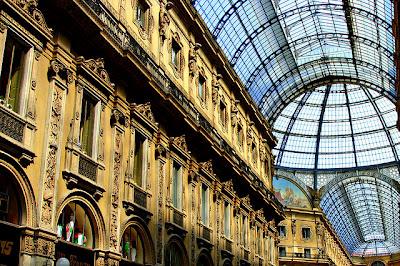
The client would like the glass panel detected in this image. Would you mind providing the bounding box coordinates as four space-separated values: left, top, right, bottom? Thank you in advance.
133 133 146 187
80 94 96 157
121 226 144 263
57 202 95 248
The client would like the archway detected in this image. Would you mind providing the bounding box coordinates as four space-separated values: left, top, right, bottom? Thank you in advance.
164 236 189 266
120 218 155 265
55 194 106 265
371 261 385 266
196 249 214 266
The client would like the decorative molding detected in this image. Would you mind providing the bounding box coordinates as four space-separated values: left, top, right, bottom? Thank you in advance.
241 194 251 207
230 99 240 126
189 42 201 77
200 159 215 178
111 109 128 128
48 59 73 84
213 180 222 202
169 134 190 158
188 159 199 183
212 71 222 106
40 86 64 228
8 0 53 35
131 102 156 124
109 130 123 251
76 57 115 90
159 0 173 41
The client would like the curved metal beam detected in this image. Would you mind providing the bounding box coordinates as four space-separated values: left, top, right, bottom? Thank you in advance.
213 3 391 39
232 30 392 67
248 55 394 90
276 91 313 165
266 76 396 123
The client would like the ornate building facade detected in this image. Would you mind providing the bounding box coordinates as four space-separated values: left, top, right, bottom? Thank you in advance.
0 0 286 265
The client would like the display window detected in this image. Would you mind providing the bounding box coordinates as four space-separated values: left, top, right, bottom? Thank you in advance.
120 226 145 265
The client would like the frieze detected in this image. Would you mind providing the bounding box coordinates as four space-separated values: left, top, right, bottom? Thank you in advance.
76 57 115 90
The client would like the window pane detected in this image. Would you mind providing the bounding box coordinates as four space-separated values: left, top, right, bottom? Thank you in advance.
134 133 146 187
80 94 96 156
172 162 182 209
0 35 26 112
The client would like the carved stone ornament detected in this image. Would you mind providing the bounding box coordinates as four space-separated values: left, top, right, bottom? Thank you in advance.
189 42 202 77
48 59 73 84
213 180 222 201
212 72 222 105
110 131 122 251
233 196 241 216
223 179 234 193
241 195 251 206
170 135 188 153
159 0 174 41
76 57 115 89
111 109 128 128
291 220 296 235
200 160 214 177
188 160 199 183
11 0 53 34
247 127 254 146
230 99 240 126
131 102 155 124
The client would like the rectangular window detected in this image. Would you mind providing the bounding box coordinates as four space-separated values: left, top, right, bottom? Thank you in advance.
201 184 209 226
304 248 311 258
0 34 28 112
133 132 146 187
278 226 286 237
198 75 206 101
219 100 226 127
279 247 286 257
241 215 248 246
171 41 180 68
136 1 146 28
172 161 182 210
224 202 230 238
79 93 97 156
302 228 311 239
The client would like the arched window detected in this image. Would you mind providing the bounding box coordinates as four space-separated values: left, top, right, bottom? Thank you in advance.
222 260 233 266
371 262 385 266
0 172 22 224
120 226 145 265
197 252 213 266
165 241 184 266
57 201 95 248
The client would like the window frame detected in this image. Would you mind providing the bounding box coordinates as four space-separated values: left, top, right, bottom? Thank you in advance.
223 201 231 238
198 74 206 102
0 29 34 116
301 227 311 240
78 91 101 158
201 183 209 226
171 160 183 210
278 225 286 237
132 130 149 188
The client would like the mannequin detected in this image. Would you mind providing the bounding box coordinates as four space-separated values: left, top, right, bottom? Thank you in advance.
66 215 74 242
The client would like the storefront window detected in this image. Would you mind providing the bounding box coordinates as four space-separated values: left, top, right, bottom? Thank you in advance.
165 241 184 266
0 173 21 224
57 202 94 248
120 226 144 264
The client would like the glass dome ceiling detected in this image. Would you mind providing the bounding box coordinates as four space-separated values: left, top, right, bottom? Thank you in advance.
273 83 400 170
192 0 399 258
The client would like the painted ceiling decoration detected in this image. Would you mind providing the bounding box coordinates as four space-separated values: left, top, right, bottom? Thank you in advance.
193 0 399 257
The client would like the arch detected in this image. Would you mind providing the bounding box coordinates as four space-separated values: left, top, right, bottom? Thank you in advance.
164 235 189 266
55 190 106 249
196 248 214 266
273 176 312 209
120 216 156 265
0 151 37 227
371 261 385 266
221 258 233 266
